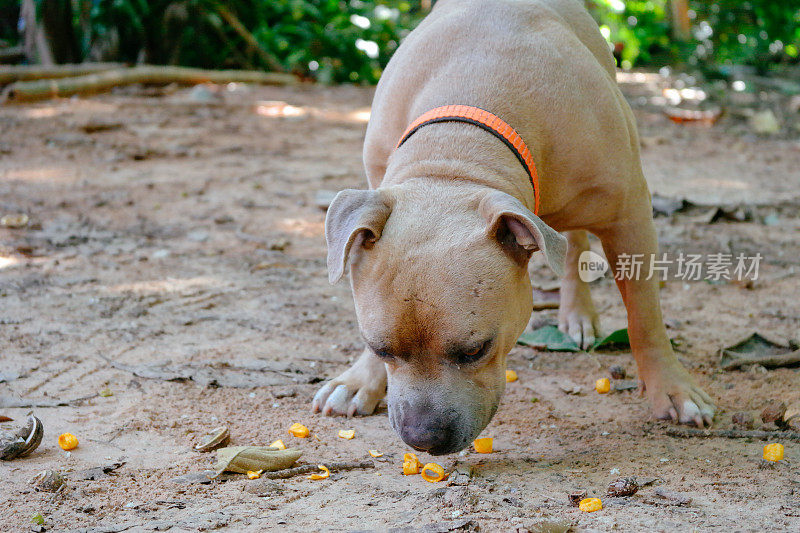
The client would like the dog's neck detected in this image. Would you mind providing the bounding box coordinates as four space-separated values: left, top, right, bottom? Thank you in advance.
380 121 539 213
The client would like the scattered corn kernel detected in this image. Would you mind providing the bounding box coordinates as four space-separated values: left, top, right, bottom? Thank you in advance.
473 437 493 454
506 370 518 382
247 470 263 479
288 423 309 438
368 450 383 458
338 429 355 440
307 464 330 480
270 439 286 450
420 463 446 482
402 453 422 475
579 497 603 512
58 433 78 451
763 443 784 462
595 378 611 394
98 388 113 397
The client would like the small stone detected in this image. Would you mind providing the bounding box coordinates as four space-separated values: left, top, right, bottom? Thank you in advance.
568 489 587 507
607 477 639 497
1 214 29 228
749 109 780 135
30 470 65 493
731 411 755 429
761 401 787 426
609 365 626 380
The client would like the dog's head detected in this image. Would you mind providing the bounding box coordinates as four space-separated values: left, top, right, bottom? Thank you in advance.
326 181 565 454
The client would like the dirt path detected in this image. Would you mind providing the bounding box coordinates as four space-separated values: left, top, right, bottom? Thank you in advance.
1 77 799 532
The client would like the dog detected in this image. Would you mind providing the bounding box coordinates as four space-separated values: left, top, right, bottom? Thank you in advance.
312 0 715 455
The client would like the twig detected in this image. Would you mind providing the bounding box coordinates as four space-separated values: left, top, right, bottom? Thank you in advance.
0 393 98 408
666 427 800 441
260 460 374 479
214 4 284 72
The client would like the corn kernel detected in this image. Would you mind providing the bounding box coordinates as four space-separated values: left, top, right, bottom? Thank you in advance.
420 463 446 482
270 439 286 450
402 453 422 475
763 443 784 462
579 497 602 512
58 433 78 451
338 429 355 440
288 423 309 438
473 437 493 454
307 464 330 480
368 450 383 458
247 470 263 479
506 370 518 382
595 378 611 394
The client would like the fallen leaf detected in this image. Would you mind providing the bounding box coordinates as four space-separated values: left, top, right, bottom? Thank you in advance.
720 332 800 370
517 326 579 352
211 446 302 477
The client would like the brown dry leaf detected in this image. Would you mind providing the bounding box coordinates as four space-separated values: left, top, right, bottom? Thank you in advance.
211 446 302 477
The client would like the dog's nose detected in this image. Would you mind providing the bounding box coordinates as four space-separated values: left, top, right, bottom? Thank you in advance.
399 423 451 453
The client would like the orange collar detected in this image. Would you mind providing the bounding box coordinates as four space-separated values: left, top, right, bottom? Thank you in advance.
396 105 540 214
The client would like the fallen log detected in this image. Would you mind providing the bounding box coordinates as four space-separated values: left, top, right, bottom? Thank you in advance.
2 65 298 103
0 62 123 84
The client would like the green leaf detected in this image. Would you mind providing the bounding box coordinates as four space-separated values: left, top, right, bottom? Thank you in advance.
591 328 630 351
517 326 580 352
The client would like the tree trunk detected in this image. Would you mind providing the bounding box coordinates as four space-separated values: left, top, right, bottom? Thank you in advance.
670 0 691 41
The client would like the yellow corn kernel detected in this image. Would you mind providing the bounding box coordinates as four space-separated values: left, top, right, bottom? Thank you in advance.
270 439 286 450
307 464 330 480
368 450 383 458
763 443 784 462
506 370 518 383
579 497 602 512
247 470 263 479
473 437 493 454
420 463 446 482
58 433 78 451
338 429 355 440
595 378 611 394
288 423 309 438
402 453 422 475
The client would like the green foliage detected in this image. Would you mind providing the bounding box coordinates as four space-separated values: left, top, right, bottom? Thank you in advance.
5 1 798 82
87 0 425 84
588 0 800 70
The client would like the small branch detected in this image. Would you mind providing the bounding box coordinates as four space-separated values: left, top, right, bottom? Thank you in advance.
666 427 800 441
260 461 374 479
214 4 283 72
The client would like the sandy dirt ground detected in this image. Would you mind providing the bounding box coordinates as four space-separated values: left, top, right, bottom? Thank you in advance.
1 74 799 532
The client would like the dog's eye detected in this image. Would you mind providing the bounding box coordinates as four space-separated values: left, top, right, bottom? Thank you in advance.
456 341 489 365
372 348 394 361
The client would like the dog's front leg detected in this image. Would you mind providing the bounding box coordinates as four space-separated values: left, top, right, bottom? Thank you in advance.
558 230 601 350
598 207 715 426
312 348 387 417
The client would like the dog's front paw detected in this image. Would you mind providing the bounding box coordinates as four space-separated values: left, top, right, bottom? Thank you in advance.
312 350 387 417
642 364 715 427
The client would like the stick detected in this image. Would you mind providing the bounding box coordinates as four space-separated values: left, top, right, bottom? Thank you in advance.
2 65 297 103
260 461 374 479
214 4 284 72
0 62 123 84
666 427 800 441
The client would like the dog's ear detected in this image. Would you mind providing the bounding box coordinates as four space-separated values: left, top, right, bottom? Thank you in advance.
479 190 566 277
326 188 392 283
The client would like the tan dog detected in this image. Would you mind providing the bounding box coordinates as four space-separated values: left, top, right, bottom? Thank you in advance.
313 0 715 455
